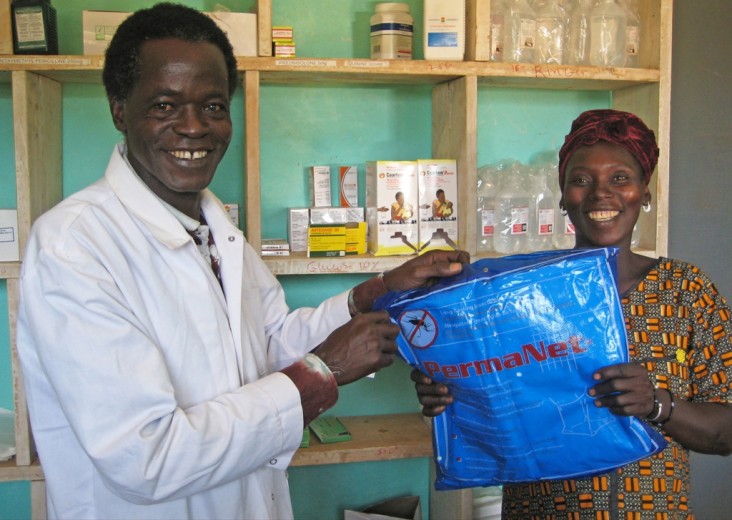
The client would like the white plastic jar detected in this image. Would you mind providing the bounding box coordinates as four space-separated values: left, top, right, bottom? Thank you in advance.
370 3 413 60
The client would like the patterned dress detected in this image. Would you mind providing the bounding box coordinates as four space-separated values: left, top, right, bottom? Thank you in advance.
502 258 732 519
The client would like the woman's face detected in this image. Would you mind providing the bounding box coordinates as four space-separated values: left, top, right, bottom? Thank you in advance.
560 142 651 250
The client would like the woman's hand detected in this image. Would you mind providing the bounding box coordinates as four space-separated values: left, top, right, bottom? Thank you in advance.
588 362 656 418
410 369 453 417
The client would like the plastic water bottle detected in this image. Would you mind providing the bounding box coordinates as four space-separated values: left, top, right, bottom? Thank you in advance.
621 0 641 67
476 165 499 253
528 166 556 251
504 0 537 64
535 0 566 64
590 0 627 67
567 0 593 66
494 162 531 254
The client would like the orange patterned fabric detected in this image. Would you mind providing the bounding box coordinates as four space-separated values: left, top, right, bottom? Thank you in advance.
501 258 732 519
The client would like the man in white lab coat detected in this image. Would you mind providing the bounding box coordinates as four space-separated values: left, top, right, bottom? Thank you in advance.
16 4 468 519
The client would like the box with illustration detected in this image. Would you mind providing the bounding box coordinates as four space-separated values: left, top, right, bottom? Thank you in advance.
417 159 459 252
366 161 419 256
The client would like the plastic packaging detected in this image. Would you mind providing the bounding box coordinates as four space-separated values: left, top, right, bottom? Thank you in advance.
489 0 507 62
476 165 499 253
424 0 466 61
567 0 594 66
494 162 530 254
503 0 537 64
370 3 413 60
375 248 667 490
535 0 566 64
528 167 556 251
622 0 642 67
590 0 627 67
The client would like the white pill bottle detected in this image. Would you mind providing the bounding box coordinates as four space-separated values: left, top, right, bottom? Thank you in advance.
424 0 466 60
370 3 413 60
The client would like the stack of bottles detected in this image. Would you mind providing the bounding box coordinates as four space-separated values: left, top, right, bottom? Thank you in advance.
477 157 572 255
490 0 642 67
477 154 643 255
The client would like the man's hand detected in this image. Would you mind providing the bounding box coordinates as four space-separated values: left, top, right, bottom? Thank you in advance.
410 369 453 417
313 311 400 385
384 250 470 292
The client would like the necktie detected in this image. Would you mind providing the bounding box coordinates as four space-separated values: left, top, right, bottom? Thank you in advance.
189 217 222 287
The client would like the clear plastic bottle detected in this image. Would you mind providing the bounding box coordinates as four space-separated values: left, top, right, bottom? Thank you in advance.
590 0 627 67
528 165 557 251
494 161 531 254
567 0 594 66
476 164 499 253
370 3 414 60
536 0 566 64
553 210 576 249
489 0 507 62
621 0 641 67
504 0 537 64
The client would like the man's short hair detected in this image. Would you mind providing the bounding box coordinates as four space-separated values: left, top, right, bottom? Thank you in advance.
103 2 238 103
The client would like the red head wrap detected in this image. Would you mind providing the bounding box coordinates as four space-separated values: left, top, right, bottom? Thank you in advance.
558 109 659 189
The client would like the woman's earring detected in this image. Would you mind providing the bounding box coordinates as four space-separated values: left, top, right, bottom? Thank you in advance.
642 201 652 213
560 205 568 216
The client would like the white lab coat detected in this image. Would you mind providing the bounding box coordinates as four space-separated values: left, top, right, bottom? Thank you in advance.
17 144 351 520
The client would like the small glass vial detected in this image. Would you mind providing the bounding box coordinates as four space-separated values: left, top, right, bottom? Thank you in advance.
370 3 413 60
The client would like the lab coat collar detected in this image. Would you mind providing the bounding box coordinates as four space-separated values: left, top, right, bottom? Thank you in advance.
104 143 216 250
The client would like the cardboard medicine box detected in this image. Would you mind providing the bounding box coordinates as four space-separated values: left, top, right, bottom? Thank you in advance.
82 10 257 56
417 159 459 252
82 11 130 55
0 209 19 262
288 208 310 253
366 161 419 256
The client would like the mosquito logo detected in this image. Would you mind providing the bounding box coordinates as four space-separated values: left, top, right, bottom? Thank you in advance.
398 309 439 349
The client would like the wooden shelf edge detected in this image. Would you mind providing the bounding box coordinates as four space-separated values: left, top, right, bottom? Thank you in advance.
0 458 44 482
0 262 20 279
1 55 660 90
291 413 432 467
262 252 411 276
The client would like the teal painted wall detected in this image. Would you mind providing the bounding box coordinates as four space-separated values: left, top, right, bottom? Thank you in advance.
0 1 610 518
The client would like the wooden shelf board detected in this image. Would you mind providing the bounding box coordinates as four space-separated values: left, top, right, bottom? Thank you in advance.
0 458 44 482
1 55 659 91
262 251 411 276
0 262 20 279
291 413 432 467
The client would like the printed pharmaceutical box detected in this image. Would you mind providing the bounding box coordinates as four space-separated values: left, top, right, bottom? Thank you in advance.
307 224 347 257
339 166 359 207
345 222 367 255
309 166 332 208
417 159 459 252
206 11 257 57
82 10 257 56
366 161 419 256
288 208 310 252
82 11 130 55
0 209 19 262
310 207 364 225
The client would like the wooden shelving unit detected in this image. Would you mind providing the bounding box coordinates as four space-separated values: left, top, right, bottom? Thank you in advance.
291 413 432 467
0 1 673 518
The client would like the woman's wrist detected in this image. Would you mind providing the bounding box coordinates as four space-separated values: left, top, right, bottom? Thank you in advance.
647 388 675 426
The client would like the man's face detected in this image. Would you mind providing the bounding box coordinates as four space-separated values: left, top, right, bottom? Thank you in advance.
111 38 232 215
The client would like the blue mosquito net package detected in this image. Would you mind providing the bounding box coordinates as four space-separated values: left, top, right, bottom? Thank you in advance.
374 248 667 490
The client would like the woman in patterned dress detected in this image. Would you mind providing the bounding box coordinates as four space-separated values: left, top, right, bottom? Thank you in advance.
412 109 732 519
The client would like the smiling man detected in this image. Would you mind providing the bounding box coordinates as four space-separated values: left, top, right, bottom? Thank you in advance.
15 4 468 519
